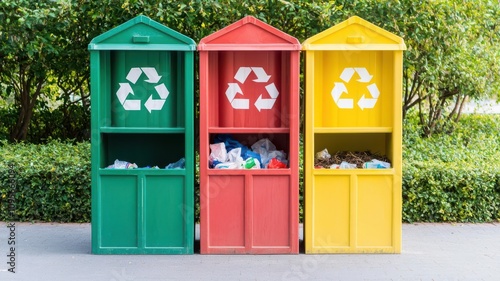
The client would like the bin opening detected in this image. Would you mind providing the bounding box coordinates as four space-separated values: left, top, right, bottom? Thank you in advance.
101 133 185 168
208 133 290 169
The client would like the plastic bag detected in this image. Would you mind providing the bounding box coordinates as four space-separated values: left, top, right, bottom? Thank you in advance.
316 148 331 160
209 142 227 165
242 150 262 166
267 150 288 166
267 158 287 169
339 161 356 169
244 158 261 169
329 164 340 169
108 159 138 169
251 138 277 155
166 158 185 169
251 138 280 168
214 134 245 152
363 159 391 169
214 162 239 169
227 147 243 163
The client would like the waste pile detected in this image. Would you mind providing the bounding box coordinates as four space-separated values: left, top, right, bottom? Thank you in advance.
106 158 186 169
209 134 288 169
315 148 391 169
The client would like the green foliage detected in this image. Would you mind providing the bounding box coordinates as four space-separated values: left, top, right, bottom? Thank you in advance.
0 104 90 143
0 141 91 222
403 114 500 222
0 0 81 141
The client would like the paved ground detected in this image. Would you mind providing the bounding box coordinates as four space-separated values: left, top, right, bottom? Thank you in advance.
0 222 499 281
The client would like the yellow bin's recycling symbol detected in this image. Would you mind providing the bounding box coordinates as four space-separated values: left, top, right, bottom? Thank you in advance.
116 67 169 113
331 67 380 110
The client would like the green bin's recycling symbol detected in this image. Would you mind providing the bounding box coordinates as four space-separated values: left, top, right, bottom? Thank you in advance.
116 67 169 113
331 67 380 110
225 67 279 112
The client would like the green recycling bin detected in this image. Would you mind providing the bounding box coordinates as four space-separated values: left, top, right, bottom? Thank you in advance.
89 15 195 254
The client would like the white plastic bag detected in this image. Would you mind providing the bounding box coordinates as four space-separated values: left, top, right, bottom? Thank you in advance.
339 161 356 169
209 142 228 163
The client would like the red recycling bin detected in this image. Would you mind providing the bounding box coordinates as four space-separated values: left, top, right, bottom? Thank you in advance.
198 16 301 254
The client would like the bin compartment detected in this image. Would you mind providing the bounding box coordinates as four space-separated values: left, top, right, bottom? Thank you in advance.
101 133 185 168
314 133 393 165
207 133 290 169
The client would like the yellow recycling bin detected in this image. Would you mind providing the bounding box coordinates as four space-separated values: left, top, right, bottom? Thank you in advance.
303 16 406 254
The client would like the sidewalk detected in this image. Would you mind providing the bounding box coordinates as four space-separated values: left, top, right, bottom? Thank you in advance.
0 222 499 281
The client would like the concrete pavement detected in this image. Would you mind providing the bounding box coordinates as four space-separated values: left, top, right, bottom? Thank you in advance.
0 222 499 281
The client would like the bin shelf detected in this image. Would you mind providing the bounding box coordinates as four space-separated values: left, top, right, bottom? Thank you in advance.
314 127 392 133
100 127 185 134
208 127 290 134
313 168 394 176
207 168 291 176
99 168 186 176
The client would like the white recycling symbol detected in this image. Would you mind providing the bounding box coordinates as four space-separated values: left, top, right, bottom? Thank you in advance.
225 67 279 112
116 67 169 113
331 67 380 110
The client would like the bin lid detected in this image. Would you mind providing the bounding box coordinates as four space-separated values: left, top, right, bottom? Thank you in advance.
88 15 196 51
198 16 300 51
302 16 406 51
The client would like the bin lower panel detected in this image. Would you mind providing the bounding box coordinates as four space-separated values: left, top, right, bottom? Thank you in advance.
94 172 192 254
307 173 398 253
202 173 296 254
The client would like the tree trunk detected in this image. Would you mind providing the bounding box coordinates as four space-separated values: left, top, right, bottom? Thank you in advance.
9 76 43 142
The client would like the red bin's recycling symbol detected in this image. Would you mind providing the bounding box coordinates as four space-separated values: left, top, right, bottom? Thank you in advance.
331 67 380 110
116 67 169 113
225 67 279 111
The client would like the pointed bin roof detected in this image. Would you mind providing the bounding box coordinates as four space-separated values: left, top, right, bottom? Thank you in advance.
197 16 300 51
88 15 195 51
302 16 406 51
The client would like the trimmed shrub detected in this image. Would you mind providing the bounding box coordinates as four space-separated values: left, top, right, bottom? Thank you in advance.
403 113 500 222
0 141 90 222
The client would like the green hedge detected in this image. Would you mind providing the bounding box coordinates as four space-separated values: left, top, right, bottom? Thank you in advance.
403 113 500 222
403 162 500 222
1 115 499 223
0 141 90 222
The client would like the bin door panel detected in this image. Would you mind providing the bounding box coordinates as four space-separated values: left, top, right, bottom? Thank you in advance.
252 176 290 247
100 175 138 247
207 175 245 247
357 175 393 247
144 175 185 248
312 175 350 248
